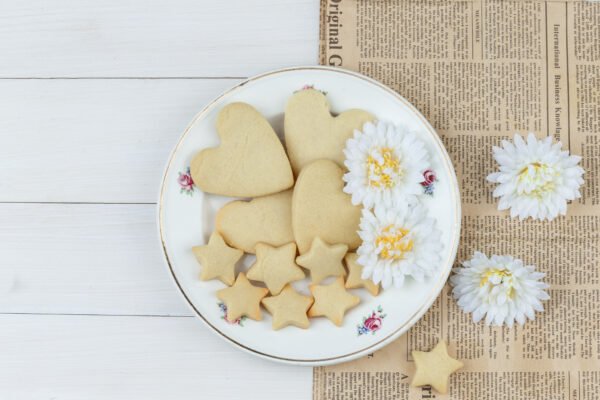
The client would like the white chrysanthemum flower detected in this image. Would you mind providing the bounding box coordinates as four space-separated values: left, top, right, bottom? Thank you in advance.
487 133 584 221
357 203 442 288
343 121 430 209
450 252 550 327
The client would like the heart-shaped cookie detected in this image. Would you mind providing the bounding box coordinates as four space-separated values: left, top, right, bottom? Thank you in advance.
216 190 294 254
292 160 362 254
191 102 294 197
284 89 374 175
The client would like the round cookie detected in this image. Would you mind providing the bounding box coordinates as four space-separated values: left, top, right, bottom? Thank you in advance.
292 159 362 254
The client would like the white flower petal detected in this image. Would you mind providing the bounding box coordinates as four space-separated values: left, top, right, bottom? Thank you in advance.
356 204 442 288
487 133 584 221
450 252 549 328
342 120 432 209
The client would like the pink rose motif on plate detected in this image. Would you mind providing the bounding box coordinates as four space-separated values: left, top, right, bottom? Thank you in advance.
420 169 437 196
364 315 382 331
178 167 195 196
294 84 328 96
357 306 387 336
218 302 247 326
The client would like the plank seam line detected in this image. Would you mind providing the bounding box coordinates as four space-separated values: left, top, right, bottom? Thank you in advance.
0 312 195 318
0 77 246 80
0 201 157 205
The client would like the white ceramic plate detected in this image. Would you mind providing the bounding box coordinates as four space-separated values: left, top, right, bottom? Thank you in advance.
158 66 460 366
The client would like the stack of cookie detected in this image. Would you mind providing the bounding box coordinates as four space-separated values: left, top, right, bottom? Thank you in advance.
191 89 376 330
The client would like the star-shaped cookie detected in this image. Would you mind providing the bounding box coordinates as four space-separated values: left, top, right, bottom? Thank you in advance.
216 272 269 321
192 232 243 285
411 340 464 394
308 277 360 326
246 242 305 295
296 237 347 284
344 253 380 296
262 285 314 330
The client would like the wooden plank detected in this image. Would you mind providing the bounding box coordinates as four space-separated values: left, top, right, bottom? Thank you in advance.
0 314 312 399
0 0 319 78
0 78 240 203
0 203 191 316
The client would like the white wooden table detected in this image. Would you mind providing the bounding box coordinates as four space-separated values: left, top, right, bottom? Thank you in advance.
0 1 318 398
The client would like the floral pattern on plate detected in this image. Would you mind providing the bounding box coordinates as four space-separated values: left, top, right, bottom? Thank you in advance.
178 167 195 196
421 169 436 196
295 84 327 96
357 305 387 336
218 302 247 326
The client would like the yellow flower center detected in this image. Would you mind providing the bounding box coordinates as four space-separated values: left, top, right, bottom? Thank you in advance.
375 225 414 260
366 147 402 189
480 269 515 299
517 162 556 198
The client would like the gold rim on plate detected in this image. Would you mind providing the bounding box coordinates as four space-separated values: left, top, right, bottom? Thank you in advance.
157 66 461 365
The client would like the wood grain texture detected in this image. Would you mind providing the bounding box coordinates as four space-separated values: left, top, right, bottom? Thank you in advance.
0 0 319 78
1 1 321 396
0 314 312 399
0 79 240 203
0 203 191 316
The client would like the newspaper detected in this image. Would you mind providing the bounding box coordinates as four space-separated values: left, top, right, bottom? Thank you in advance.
315 0 600 398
